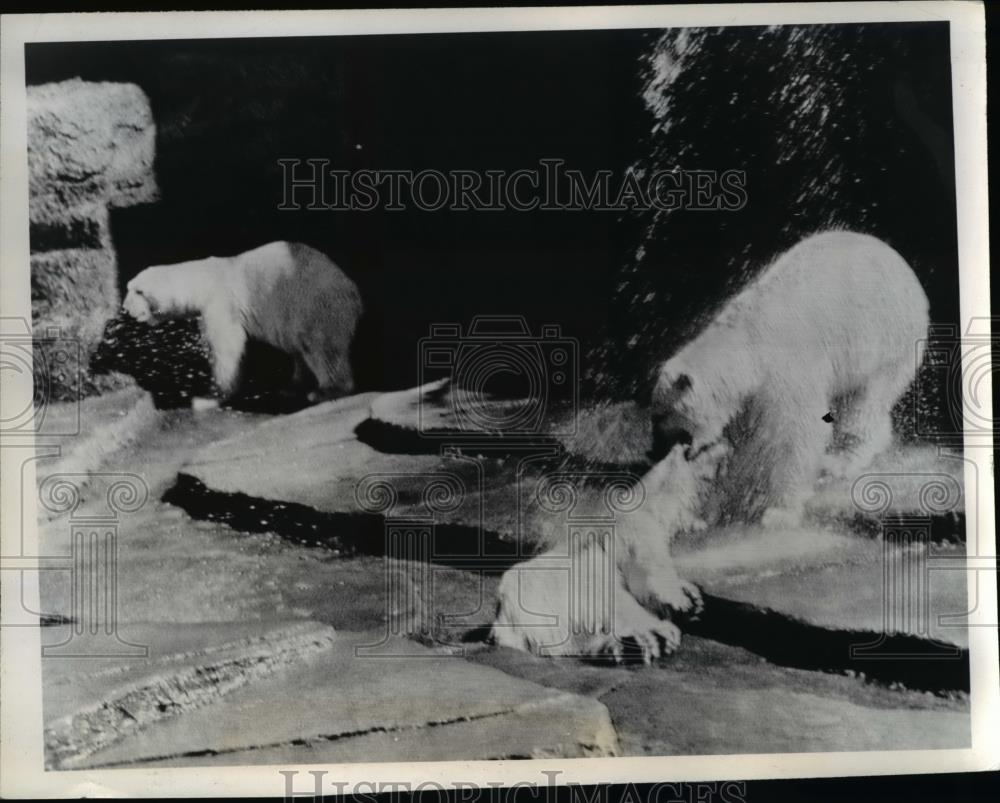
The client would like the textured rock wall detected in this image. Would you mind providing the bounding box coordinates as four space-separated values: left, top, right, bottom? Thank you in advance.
27 78 158 399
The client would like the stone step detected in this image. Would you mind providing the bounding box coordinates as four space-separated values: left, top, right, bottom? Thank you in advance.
674 528 969 649
472 635 969 755
71 632 618 768
43 620 338 769
601 664 969 755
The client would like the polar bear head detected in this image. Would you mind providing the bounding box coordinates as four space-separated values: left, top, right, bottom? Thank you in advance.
122 280 156 323
651 361 730 459
122 266 196 325
651 371 697 449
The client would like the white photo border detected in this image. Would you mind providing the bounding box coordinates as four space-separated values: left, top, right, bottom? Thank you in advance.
1 3 994 797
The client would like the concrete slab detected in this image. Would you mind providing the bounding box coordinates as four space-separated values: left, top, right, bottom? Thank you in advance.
181 392 500 535
127 693 617 766
603 673 969 755
41 620 336 720
79 633 619 768
45 620 338 769
674 528 968 648
470 634 968 755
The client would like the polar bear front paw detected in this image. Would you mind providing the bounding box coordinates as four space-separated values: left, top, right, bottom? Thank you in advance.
647 576 704 622
676 579 704 618
591 598 683 666
624 558 704 623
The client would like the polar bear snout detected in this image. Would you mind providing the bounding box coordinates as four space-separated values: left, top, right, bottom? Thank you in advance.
122 288 154 323
650 413 694 461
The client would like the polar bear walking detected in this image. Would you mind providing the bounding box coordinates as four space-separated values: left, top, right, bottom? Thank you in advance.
122 241 362 402
493 230 928 663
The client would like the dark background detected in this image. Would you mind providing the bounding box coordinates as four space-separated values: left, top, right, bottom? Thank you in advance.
25 21 959 412
26 30 645 394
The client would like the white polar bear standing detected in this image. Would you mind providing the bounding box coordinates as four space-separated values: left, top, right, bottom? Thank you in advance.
493 230 928 663
122 241 362 402
651 229 929 527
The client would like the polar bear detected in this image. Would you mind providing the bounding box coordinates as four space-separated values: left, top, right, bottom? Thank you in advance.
651 230 928 527
493 230 928 663
492 447 712 663
122 241 362 402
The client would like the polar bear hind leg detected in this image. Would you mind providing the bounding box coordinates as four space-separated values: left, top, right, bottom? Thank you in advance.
826 360 916 479
300 340 354 401
282 299 355 402
289 355 315 393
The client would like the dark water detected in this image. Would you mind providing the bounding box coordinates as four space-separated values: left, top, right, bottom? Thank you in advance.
91 314 310 413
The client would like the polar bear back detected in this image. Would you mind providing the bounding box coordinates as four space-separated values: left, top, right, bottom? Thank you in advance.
680 230 928 395
230 241 362 355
